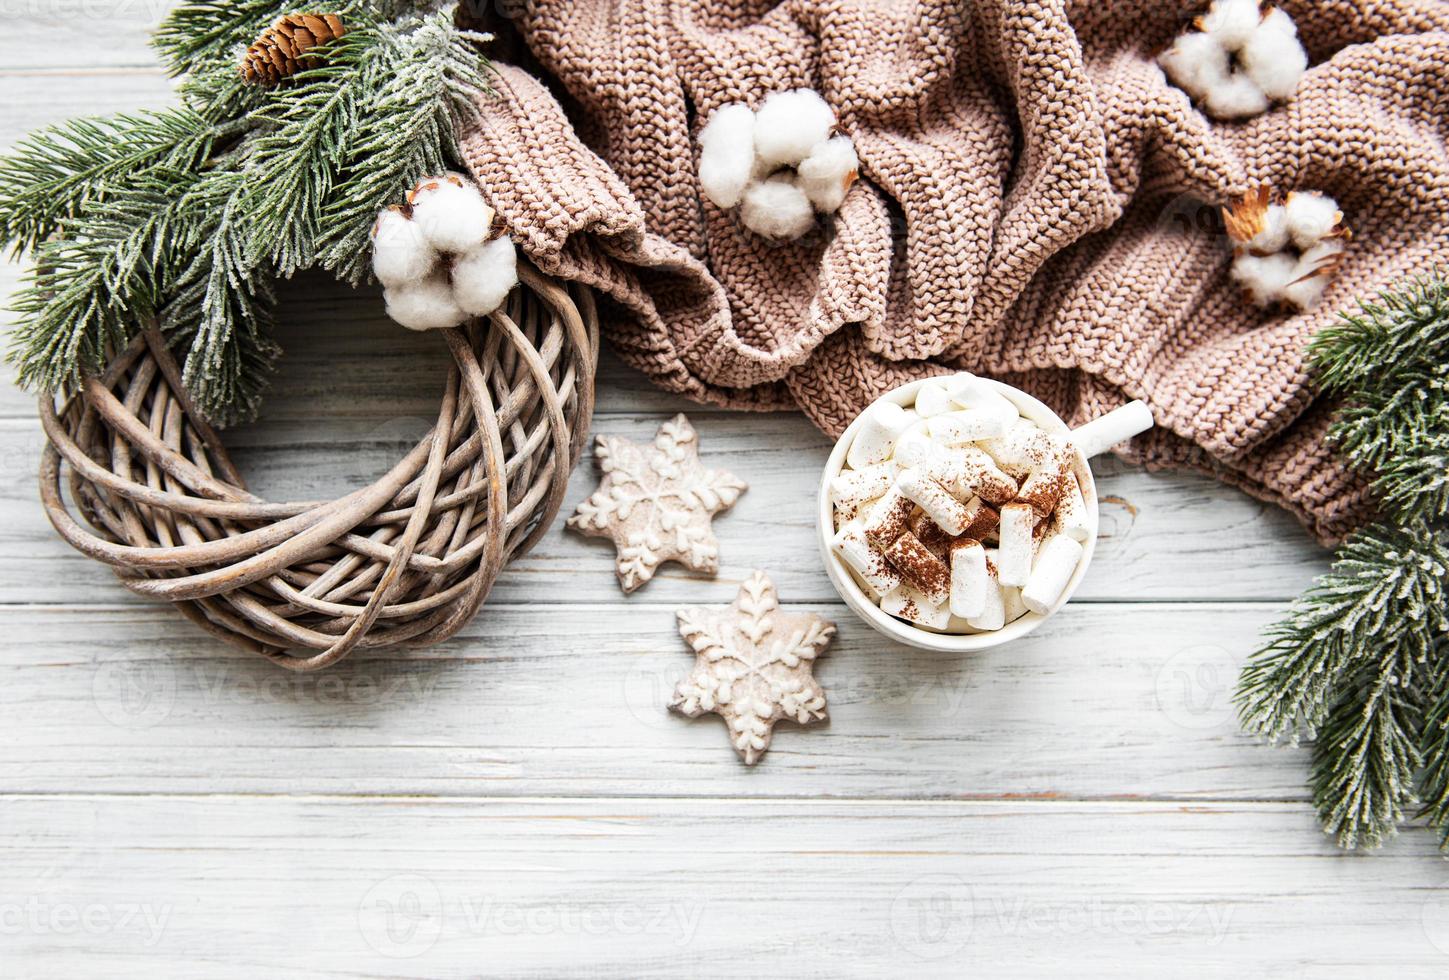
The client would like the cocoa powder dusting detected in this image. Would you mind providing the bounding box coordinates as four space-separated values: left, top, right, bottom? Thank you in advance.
884 531 951 600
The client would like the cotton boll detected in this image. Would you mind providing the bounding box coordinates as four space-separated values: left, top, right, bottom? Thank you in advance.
1159 31 1231 96
1283 192 1342 250
1230 251 1297 307
753 89 837 168
409 175 495 254
1198 0 1262 49
385 274 466 332
1282 270 1331 311
1239 8 1307 101
371 208 436 288
1282 239 1344 309
1202 72 1270 120
740 174 816 240
1244 204 1290 253
698 103 757 209
797 136 859 212
451 236 519 317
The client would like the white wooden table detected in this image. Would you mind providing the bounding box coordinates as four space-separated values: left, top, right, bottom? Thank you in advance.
4 7 1448 977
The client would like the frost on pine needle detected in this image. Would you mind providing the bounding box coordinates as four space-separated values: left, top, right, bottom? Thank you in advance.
1222 185 1349 312
696 87 859 240
372 173 518 330
1159 0 1307 120
1236 272 1449 852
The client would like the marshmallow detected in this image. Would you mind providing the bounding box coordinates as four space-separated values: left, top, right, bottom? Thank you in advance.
946 376 1019 429
913 380 956 418
996 502 1035 588
881 583 953 630
830 462 895 516
960 496 1000 543
898 468 973 536
1068 401 1154 459
937 445 1018 505
1001 583 1029 625
847 401 914 468
883 531 951 606
891 420 936 470
1021 534 1085 615
928 409 1008 445
831 521 902 599
909 510 957 560
1015 439 1072 519
949 538 988 620
862 485 914 548
967 550 1007 632
1049 470 1091 543
978 417 1052 479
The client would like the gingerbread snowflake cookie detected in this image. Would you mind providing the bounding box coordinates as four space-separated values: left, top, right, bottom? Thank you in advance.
670 571 835 764
568 414 747 593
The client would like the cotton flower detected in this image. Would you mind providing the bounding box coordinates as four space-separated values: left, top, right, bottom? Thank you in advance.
797 136 860 212
385 274 466 332
1238 8 1308 100
1222 185 1348 311
370 207 436 289
695 88 858 241
1159 0 1308 120
740 174 816 240
408 173 495 253
373 174 520 331
451 236 519 317
1283 192 1343 250
753 89 837 168
698 103 757 209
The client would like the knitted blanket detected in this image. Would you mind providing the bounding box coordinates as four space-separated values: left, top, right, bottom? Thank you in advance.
461 0 1449 543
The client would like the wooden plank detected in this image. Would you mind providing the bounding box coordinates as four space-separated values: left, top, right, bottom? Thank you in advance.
2 601 1311 799
1 793 1445 978
0 401 1328 606
0 1 177 70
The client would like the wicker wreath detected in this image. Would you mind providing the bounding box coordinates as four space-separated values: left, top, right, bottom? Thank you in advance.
37 262 597 671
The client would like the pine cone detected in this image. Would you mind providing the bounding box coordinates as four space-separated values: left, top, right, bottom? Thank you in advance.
241 13 346 87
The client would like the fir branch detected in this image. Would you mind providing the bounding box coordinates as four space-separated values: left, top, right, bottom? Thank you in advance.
314 12 491 283
1239 271 1449 851
1310 272 1449 524
0 1 491 424
0 109 213 255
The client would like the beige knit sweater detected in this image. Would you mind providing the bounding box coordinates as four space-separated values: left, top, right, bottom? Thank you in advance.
461 0 1449 543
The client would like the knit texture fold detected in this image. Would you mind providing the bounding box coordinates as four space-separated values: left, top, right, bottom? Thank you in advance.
460 1 1449 543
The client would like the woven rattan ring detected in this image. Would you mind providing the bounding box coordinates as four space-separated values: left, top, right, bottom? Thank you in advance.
37 261 598 671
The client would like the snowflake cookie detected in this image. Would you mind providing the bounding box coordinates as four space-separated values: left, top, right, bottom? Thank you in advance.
567 414 747 593
670 571 836 764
